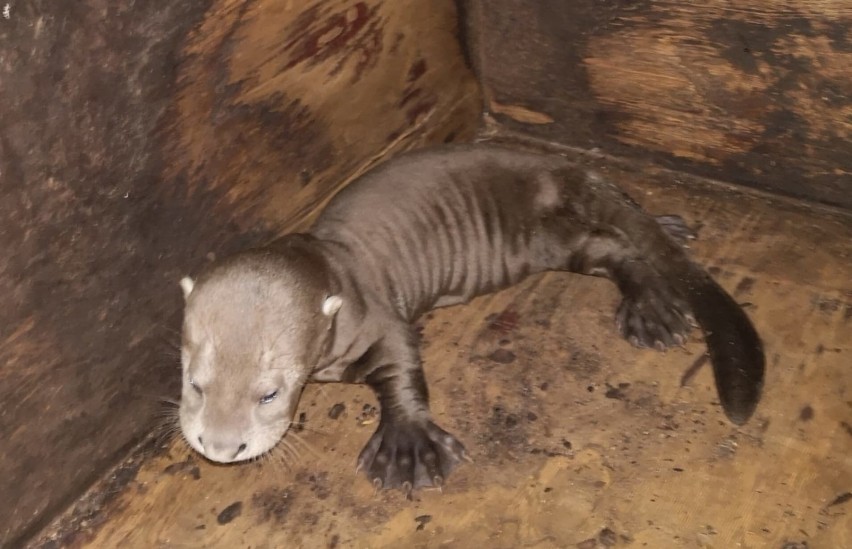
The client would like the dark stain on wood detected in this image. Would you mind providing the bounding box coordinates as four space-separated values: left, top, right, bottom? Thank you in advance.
735 276 757 296
398 59 435 124
328 402 347 419
163 459 202 480
605 383 630 401
467 0 852 210
415 514 432 531
488 348 517 364
252 488 294 523
827 492 852 508
216 501 243 525
409 59 429 81
406 98 438 126
167 13 338 228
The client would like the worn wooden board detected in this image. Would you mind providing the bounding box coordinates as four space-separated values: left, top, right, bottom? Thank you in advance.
0 0 479 544
466 0 852 209
167 0 480 234
32 143 852 548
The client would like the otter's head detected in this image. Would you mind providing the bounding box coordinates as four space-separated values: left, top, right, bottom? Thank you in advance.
178 247 342 463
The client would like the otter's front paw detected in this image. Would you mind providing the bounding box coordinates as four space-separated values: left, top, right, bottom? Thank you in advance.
357 419 467 492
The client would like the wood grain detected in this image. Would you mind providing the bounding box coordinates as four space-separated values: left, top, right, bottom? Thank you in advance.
469 0 852 209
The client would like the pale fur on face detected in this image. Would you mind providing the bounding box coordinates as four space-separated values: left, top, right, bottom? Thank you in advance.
177 255 340 463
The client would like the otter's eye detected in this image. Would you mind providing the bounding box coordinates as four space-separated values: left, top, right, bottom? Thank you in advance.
188 378 202 396
259 390 278 405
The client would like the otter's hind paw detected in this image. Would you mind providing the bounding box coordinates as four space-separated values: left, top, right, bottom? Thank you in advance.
616 283 695 350
655 214 698 246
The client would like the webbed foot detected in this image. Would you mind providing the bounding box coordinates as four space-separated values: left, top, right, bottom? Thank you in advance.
616 282 695 350
357 419 468 492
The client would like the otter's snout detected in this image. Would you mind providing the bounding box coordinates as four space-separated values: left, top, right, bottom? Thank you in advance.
197 432 248 463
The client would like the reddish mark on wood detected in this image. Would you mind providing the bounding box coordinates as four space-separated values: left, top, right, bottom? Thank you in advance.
399 88 422 107
400 59 430 114
408 59 427 82
828 492 852 507
284 3 369 69
488 309 520 335
734 276 755 295
283 2 383 81
405 100 435 125
389 32 404 54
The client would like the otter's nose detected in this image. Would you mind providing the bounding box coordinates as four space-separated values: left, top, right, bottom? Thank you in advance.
198 434 248 462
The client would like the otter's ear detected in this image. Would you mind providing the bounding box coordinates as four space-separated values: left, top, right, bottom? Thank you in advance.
180 276 195 300
322 295 343 317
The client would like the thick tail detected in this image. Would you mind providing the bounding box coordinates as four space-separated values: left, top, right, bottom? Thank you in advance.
627 207 765 424
617 206 765 423
681 266 765 424
540 163 765 423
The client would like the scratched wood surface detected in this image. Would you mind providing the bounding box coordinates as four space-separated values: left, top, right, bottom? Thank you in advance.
33 143 852 548
0 0 478 544
467 0 852 210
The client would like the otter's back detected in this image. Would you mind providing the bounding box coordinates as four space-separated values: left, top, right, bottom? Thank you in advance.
310 145 569 318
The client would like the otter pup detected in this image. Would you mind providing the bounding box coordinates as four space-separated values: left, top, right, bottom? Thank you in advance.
178 144 764 492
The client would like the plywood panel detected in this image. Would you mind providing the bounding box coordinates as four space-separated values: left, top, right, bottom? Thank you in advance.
34 143 851 548
467 0 852 209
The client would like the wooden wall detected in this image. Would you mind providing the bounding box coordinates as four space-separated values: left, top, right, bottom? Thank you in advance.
0 0 479 544
465 0 852 209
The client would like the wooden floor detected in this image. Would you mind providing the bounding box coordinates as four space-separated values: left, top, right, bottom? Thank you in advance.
32 145 851 549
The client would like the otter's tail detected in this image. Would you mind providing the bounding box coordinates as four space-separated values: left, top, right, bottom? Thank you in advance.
569 168 765 424
679 265 764 424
